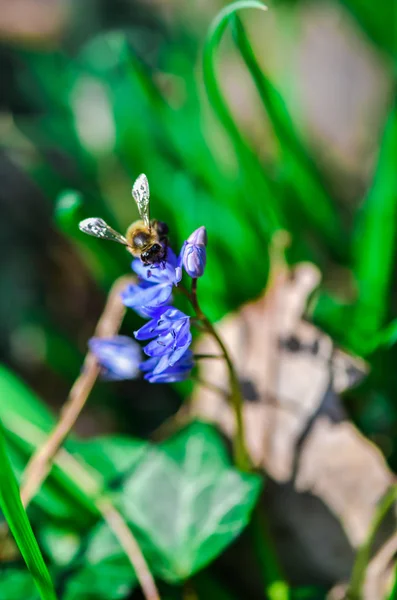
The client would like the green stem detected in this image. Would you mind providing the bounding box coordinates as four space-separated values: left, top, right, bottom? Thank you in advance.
252 507 290 600
188 280 289 597
189 279 251 471
347 485 397 600
192 375 229 399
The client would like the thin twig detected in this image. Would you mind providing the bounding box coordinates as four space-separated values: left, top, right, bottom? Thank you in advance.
19 274 161 600
21 275 133 507
97 498 160 600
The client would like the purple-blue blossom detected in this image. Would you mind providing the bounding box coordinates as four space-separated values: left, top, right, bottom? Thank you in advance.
89 336 142 380
134 307 192 368
140 350 194 383
180 226 207 278
121 248 182 313
116 227 209 384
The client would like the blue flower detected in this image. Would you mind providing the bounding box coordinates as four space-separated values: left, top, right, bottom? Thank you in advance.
140 350 194 383
134 307 192 368
180 226 207 278
89 336 141 380
122 248 182 312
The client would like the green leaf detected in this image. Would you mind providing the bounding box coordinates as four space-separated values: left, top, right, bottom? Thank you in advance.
352 101 397 338
69 436 148 486
0 366 100 524
230 15 347 262
311 101 397 356
0 568 40 600
339 0 396 59
387 564 397 599
63 523 137 600
203 0 282 236
0 420 57 600
39 523 82 567
0 365 55 431
119 422 262 581
375 319 397 349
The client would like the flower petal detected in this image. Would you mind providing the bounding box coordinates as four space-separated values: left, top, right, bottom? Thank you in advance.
141 349 194 383
131 248 179 283
134 308 189 340
89 336 141 380
187 226 207 246
143 332 175 357
122 282 173 309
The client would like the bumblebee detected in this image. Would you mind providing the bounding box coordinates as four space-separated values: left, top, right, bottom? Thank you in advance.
79 174 168 265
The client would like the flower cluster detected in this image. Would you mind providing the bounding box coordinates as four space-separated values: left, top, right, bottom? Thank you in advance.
90 227 207 383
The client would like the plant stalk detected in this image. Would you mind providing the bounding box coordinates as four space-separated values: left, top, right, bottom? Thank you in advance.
346 485 397 600
189 279 251 471
20 275 161 600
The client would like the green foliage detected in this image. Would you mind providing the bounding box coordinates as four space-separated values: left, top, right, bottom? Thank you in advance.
0 366 100 523
312 100 397 356
339 0 396 58
0 421 57 600
2 0 397 596
118 422 262 581
388 567 397 599
62 524 137 600
229 14 348 262
0 569 40 600
0 362 261 598
70 436 148 485
352 101 397 338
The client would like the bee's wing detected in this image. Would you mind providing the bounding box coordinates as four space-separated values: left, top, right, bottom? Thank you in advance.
132 173 150 227
79 218 128 245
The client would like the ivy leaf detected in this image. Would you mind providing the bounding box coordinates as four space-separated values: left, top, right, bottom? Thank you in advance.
0 569 40 600
68 436 148 486
119 421 262 581
39 523 82 567
63 523 137 600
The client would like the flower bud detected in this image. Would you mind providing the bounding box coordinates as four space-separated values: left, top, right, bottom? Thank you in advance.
181 226 207 278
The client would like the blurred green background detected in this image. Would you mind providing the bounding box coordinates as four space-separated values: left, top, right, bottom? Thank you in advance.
1 0 396 448
0 0 397 597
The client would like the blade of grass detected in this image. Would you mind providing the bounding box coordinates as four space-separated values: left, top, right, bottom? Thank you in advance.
203 0 282 235
229 15 348 262
347 485 397 600
352 99 397 340
0 364 101 521
338 0 396 59
388 564 397 599
0 419 57 600
312 99 397 356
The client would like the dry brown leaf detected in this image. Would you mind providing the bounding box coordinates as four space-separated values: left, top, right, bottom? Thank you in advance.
192 261 395 589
